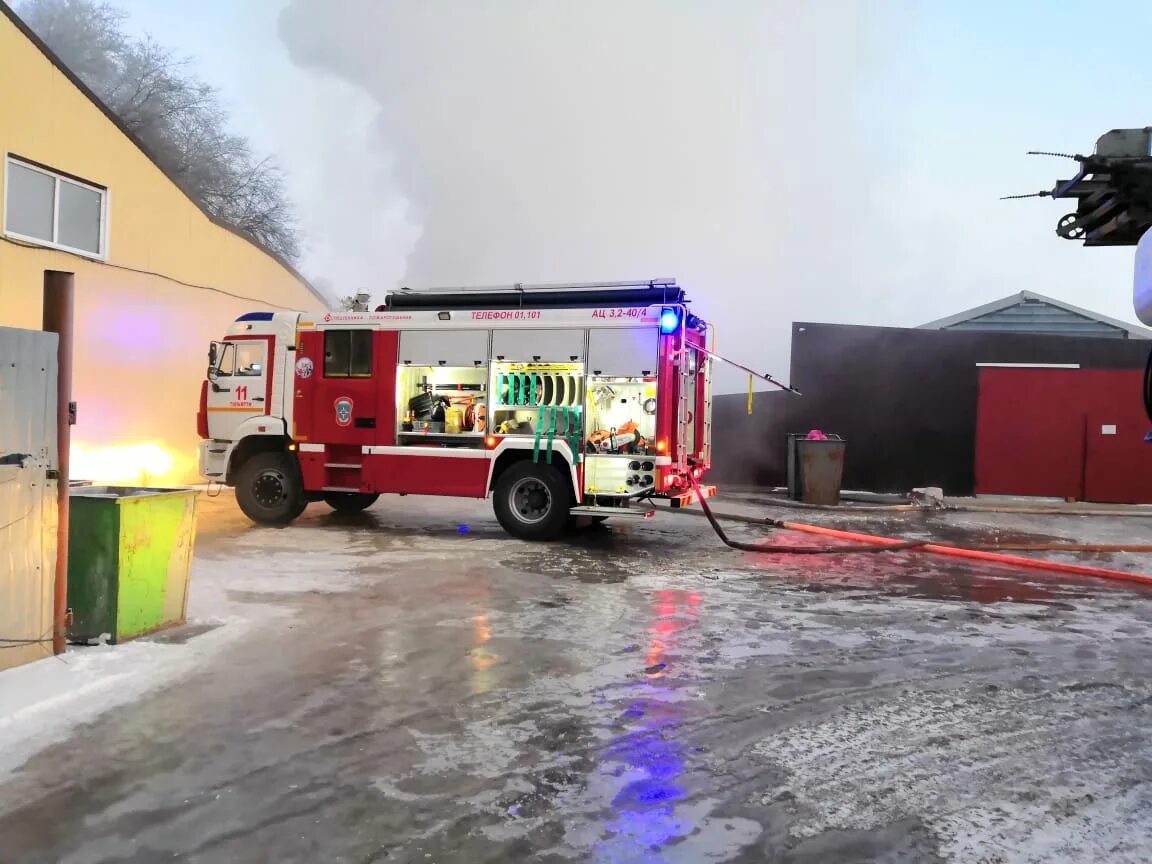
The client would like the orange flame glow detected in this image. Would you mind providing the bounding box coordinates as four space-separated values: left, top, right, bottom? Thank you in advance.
70 442 189 487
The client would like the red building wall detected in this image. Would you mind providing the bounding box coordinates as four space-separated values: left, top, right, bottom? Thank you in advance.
975 368 1152 503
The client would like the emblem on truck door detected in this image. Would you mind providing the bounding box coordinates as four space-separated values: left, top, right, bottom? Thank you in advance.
334 397 354 427
295 357 314 379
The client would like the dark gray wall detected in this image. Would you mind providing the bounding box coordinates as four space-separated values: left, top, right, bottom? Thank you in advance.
707 389 791 489
710 322 1150 494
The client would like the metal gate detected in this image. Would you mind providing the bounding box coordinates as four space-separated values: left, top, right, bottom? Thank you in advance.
0 326 58 670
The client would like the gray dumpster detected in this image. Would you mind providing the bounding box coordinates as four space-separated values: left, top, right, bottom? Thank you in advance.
788 435 846 506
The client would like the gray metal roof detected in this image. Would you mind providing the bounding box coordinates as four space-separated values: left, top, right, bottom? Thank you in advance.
919 291 1152 340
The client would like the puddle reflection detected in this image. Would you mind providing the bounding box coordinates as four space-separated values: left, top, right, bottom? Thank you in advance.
594 590 701 861
469 612 499 694
742 534 1103 605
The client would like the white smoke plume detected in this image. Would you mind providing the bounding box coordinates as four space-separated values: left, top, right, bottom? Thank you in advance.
278 1 903 386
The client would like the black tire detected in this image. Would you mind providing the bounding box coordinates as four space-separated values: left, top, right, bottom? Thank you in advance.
235 450 305 526
323 492 379 513
493 460 573 541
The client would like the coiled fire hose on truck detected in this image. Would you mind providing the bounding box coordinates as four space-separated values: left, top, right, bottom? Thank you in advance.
682 470 1152 585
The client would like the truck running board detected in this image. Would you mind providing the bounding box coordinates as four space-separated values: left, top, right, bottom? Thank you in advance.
569 506 655 520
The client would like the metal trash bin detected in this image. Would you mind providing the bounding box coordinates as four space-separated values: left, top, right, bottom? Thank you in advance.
67 486 199 644
786 434 802 500
788 435 846 506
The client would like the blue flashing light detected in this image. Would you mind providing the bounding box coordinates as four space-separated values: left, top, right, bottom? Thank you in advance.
235 311 274 322
659 309 680 334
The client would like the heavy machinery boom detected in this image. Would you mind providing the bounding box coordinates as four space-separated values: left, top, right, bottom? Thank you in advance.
1010 127 1152 247
1010 127 1152 421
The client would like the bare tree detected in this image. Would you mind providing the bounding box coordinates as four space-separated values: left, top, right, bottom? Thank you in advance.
16 0 301 262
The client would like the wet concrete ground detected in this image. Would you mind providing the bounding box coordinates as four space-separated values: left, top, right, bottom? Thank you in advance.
2 494 1152 862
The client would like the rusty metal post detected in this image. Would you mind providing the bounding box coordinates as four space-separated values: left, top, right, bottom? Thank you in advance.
43 271 74 655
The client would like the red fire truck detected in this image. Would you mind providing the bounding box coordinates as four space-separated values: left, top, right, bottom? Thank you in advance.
197 280 718 539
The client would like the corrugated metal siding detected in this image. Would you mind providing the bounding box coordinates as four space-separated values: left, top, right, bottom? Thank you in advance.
0 326 58 670
943 301 1129 338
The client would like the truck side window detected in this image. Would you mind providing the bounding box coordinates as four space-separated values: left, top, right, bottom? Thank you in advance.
234 343 264 377
350 330 372 377
324 330 373 378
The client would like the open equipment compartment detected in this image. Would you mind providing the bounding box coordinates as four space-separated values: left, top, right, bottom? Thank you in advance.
489 360 584 436
397 363 488 443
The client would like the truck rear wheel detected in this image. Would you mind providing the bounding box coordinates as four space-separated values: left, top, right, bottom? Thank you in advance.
493 461 572 541
323 492 379 513
235 450 305 526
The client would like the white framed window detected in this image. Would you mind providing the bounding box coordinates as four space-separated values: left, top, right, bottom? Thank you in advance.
3 155 108 259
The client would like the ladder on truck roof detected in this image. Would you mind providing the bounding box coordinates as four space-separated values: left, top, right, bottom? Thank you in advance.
380 279 686 311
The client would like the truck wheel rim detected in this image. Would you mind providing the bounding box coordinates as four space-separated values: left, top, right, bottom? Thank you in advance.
253 470 286 508
510 477 551 524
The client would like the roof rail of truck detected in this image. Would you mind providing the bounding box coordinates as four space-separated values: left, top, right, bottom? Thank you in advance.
381 279 685 311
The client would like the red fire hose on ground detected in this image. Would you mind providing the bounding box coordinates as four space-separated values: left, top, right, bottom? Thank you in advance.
682 472 1152 587
682 479 928 556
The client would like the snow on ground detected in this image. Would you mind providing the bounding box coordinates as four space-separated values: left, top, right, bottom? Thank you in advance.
0 620 249 780
753 594 1152 863
4 492 1152 862
757 683 1152 862
0 513 393 781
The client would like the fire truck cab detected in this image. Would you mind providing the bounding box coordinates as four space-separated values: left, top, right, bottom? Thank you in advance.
197 280 715 540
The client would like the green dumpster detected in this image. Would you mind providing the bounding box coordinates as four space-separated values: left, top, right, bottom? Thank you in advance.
67 486 199 644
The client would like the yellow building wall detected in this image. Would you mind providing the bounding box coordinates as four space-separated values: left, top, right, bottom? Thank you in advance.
0 10 325 485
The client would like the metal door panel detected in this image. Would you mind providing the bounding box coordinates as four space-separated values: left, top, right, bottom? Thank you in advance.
0 327 58 670
399 330 490 367
974 368 1086 499
207 335 273 442
297 329 397 446
1085 412 1152 503
587 328 657 377
492 329 585 363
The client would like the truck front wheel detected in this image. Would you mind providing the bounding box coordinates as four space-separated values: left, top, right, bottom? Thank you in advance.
235 451 305 526
493 461 572 541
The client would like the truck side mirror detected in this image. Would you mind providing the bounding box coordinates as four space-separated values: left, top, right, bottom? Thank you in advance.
207 342 219 378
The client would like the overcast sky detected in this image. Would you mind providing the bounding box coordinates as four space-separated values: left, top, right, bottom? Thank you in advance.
110 0 1151 390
